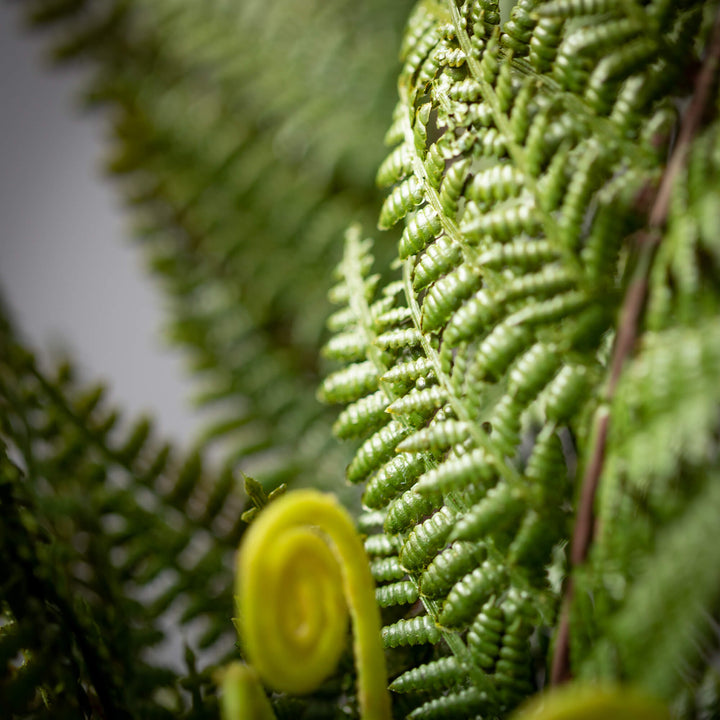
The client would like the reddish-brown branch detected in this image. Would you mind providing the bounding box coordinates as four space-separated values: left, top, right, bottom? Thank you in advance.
550 7 720 686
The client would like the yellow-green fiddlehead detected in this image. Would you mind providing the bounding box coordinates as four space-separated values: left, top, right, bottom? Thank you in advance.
235 489 392 720
218 662 277 720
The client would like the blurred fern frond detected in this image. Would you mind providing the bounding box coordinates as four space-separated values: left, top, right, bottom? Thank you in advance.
0 310 244 717
15 0 414 485
575 118 720 711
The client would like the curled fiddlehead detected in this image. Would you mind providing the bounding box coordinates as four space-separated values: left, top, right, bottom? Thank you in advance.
218 662 277 720
235 489 392 720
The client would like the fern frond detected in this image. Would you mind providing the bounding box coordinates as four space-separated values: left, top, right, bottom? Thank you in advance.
18 0 717 714
320 0 715 715
0 321 249 715
390 654 463 694
363 454 430 510
601 472 720 699
406 685 490 720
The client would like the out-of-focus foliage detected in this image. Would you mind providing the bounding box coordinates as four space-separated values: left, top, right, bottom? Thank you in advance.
17 0 413 487
1 0 412 714
1 311 239 717
3 0 720 717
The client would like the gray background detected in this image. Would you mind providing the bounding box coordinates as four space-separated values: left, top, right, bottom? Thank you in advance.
0 4 201 447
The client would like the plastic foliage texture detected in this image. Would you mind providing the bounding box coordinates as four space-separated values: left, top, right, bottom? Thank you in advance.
319 0 720 718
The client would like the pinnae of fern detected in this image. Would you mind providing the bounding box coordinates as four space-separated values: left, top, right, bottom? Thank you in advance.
234 489 392 720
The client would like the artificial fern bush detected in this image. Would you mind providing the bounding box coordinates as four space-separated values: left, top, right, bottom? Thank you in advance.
2 0 720 718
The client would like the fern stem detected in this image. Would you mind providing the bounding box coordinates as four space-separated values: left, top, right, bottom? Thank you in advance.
219 662 277 720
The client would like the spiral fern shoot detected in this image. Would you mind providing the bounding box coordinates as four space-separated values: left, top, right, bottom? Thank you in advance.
235 489 392 720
